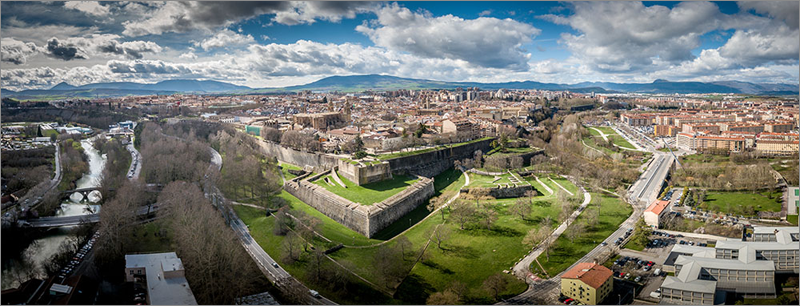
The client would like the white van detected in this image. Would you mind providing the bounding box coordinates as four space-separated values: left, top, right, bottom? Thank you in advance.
653 268 662 276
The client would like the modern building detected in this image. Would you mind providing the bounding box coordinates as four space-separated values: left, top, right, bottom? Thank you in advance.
643 200 670 228
293 112 347 130
125 252 198 305
660 226 800 304
560 262 614 305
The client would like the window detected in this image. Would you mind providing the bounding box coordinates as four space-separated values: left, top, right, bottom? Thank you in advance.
795 189 798 196
129 270 134 275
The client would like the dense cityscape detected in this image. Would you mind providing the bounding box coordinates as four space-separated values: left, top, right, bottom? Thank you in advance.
1 1 798 306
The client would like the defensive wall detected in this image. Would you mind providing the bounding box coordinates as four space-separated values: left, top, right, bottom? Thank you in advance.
460 185 532 199
385 138 495 177
337 159 393 186
257 141 338 171
284 169 435 238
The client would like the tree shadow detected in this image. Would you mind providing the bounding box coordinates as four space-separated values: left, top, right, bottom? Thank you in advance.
445 244 479 259
421 259 455 274
394 273 436 304
463 224 524 237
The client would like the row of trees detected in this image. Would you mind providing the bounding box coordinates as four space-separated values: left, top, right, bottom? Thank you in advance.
139 123 211 184
673 162 776 192
210 129 282 205
94 137 132 199
280 130 322 152
1 146 54 196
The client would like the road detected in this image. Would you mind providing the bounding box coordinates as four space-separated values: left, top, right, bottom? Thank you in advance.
4 143 62 213
505 147 672 304
125 139 142 180
22 203 161 228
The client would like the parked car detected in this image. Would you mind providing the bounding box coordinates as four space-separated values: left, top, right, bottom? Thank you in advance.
650 289 661 298
654 268 662 276
634 276 642 282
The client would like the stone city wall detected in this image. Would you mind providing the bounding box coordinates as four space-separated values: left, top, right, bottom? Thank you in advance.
460 185 532 199
284 170 435 238
257 141 338 171
386 138 494 178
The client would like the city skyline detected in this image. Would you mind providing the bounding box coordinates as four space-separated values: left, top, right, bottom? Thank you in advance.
1 1 799 91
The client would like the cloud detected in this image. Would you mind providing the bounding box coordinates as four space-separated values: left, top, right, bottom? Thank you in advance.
196 29 255 51
44 38 89 61
541 1 723 72
179 52 198 60
272 1 375 25
63 1 110 17
738 1 799 29
120 1 372 36
718 26 799 66
478 10 492 17
1 38 40 65
356 3 540 70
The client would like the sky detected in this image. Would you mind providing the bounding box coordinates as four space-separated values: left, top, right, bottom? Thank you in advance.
1 1 798 91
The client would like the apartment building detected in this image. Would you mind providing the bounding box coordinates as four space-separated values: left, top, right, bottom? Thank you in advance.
643 200 670 228
676 132 745 153
125 252 198 305
560 262 614 305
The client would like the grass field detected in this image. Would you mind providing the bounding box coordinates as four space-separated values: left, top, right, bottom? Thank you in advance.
279 162 303 181
313 173 418 205
701 191 782 216
470 173 513 188
594 126 616 134
129 222 174 253
788 214 798 226
534 193 632 277
549 176 578 195
607 135 636 149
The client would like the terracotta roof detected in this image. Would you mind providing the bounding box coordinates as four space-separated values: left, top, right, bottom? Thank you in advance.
645 200 670 216
562 262 613 289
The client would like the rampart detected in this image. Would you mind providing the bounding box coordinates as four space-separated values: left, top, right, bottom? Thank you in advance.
284 169 435 238
257 141 338 171
337 159 393 186
460 185 532 199
385 138 494 177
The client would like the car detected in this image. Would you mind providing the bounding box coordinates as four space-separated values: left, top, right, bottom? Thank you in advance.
564 298 574 304
272 262 279 268
613 272 620 278
634 276 642 282
624 273 631 280
679 240 686 245
601 242 608 246
654 268 662 276
134 296 145 302
650 289 661 298
619 272 626 278
309 290 321 298
643 266 651 272
558 296 569 303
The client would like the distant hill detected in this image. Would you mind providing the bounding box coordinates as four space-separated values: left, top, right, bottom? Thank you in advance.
252 74 798 95
2 75 796 100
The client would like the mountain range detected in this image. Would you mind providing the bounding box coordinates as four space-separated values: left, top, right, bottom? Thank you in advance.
1 75 797 100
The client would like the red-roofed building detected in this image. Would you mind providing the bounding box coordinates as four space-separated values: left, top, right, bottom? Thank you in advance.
644 200 671 228
561 262 614 305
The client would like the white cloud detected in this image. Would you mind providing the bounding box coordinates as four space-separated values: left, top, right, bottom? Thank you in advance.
179 52 198 60
63 1 110 17
478 10 492 17
738 1 799 29
718 26 799 66
196 29 256 51
1 38 41 65
542 1 723 72
272 1 375 25
356 3 540 70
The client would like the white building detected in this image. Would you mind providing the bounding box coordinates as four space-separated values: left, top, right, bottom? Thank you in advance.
643 200 670 228
787 187 798 216
125 252 198 305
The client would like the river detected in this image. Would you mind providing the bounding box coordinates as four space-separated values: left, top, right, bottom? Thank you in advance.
1 138 106 289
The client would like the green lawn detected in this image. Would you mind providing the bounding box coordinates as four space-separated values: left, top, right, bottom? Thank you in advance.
606 135 636 149
279 162 303 181
594 126 616 135
701 191 782 216
130 222 174 253
587 127 602 136
787 214 797 226
623 238 647 251
550 176 579 195
470 173 513 188
313 173 418 205
534 193 632 277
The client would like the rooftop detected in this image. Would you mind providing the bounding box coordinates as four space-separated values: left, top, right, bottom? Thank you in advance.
561 262 613 289
125 252 197 305
645 200 670 216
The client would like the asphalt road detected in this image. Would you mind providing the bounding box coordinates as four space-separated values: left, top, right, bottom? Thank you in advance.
125 140 142 180
3 144 62 214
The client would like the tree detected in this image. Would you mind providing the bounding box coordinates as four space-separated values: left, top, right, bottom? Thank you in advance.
524 189 538 204
450 199 476 230
427 191 453 221
565 221 586 243
395 235 413 261
427 290 460 305
510 199 532 220
448 281 468 301
482 273 508 301
522 227 546 249
282 232 301 264
353 150 368 159
479 203 499 230
585 207 600 229
432 225 451 250
559 200 575 226
374 244 406 287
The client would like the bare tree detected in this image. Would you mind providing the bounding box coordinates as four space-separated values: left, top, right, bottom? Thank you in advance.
427 290 460 305
510 199 532 220
282 232 301 264
565 221 586 243
395 235 413 261
374 244 406 288
432 225 452 250
524 189 538 204
450 199 477 230
482 273 508 301
480 204 499 230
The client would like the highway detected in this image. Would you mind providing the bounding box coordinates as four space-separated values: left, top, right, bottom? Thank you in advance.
125 139 142 180
22 203 161 228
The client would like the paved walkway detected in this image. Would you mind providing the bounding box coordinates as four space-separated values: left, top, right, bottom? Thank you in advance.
549 178 574 196
659 229 732 241
512 187 591 280
533 175 554 195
